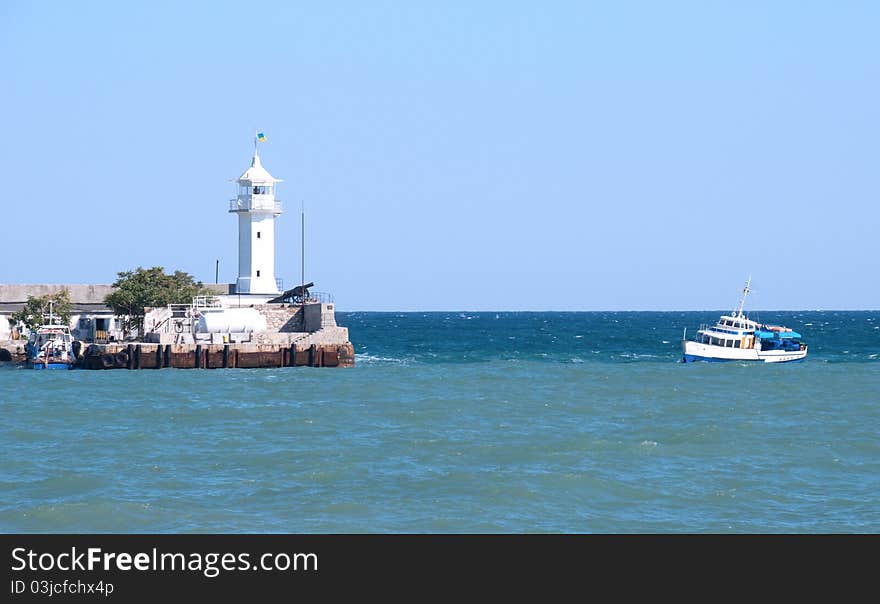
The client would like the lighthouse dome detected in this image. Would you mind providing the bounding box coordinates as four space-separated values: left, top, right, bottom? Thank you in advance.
238 152 282 184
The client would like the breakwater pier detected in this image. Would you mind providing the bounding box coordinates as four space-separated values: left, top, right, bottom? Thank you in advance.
76 340 353 369
0 139 356 369
0 292 355 370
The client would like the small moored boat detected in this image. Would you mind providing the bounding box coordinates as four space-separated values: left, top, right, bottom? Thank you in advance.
682 278 807 363
25 303 76 370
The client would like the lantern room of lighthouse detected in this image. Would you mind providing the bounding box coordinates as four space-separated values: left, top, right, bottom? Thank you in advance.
229 146 283 295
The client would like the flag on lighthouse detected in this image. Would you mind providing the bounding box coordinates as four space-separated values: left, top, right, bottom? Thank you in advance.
257 132 267 143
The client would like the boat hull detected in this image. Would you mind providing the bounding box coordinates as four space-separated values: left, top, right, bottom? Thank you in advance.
27 360 74 370
682 341 807 363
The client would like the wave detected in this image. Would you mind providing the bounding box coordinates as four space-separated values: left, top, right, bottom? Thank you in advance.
354 354 413 366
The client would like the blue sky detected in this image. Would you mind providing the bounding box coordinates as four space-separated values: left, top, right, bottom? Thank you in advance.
1 1 877 310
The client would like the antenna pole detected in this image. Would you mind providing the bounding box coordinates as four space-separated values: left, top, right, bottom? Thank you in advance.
737 275 751 318
301 202 305 310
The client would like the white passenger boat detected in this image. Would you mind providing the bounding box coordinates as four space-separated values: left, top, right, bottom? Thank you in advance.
682 278 807 363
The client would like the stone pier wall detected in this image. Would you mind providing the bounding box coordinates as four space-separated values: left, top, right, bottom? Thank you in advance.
73 340 354 369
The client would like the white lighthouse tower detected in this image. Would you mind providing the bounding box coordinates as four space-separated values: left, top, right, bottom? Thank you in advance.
229 141 282 295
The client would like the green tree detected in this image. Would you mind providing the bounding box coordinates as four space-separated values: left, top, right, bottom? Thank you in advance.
104 267 208 337
10 288 73 332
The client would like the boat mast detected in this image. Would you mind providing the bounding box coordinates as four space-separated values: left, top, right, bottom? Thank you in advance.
736 276 751 318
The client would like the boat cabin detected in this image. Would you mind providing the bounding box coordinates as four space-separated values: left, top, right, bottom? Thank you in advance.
754 329 805 352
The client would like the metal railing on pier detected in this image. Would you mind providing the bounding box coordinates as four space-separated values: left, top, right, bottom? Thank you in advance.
306 292 334 304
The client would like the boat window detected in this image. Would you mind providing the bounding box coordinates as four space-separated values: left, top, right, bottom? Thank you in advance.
734 340 740 348
726 339 733 347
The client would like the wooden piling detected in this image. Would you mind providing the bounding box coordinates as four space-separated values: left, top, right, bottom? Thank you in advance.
323 348 339 367
76 340 354 371
295 348 309 366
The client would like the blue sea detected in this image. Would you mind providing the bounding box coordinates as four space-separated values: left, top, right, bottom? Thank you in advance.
1 311 878 533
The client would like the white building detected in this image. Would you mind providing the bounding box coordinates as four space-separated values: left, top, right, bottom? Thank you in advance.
229 145 283 295
0 284 125 343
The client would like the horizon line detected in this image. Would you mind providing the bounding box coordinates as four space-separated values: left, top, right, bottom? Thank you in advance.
332 308 880 313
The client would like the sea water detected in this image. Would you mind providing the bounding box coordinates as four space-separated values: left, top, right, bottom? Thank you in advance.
1 311 878 533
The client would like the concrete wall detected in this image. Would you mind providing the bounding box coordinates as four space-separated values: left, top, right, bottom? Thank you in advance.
304 303 337 332
252 303 338 334
257 305 303 332
204 283 236 295
0 283 236 301
0 284 115 303
252 326 350 347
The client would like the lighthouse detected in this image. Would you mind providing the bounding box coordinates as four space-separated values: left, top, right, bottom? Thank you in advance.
229 140 282 294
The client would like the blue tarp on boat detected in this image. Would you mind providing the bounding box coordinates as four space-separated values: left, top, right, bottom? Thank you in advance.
755 330 802 339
